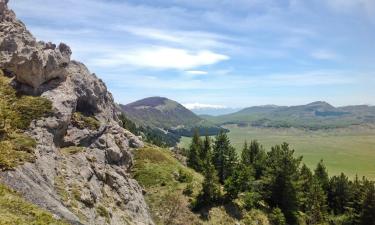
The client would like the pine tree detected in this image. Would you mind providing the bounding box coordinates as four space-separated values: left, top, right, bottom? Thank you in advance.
199 135 211 164
314 160 329 193
299 164 313 212
241 141 249 164
195 157 221 208
262 143 302 225
360 184 375 225
328 173 352 214
212 130 237 183
224 163 254 200
305 177 327 224
241 140 266 179
187 129 202 171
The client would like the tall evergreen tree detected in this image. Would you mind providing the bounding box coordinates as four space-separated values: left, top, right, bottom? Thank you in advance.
224 163 254 200
195 156 221 208
328 173 352 215
241 140 266 179
200 135 211 164
314 160 329 193
212 130 237 183
305 177 327 224
299 164 314 212
262 143 302 225
360 184 375 225
187 129 202 171
241 141 249 164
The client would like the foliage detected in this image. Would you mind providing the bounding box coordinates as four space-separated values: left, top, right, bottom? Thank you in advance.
241 140 267 179
328 173 352 215
194 156 221 209
0 183 69 225
261 143 302 224
212 130 238 183
187 129 202 171
241 209 270 225
360 184 375 225
268 208 286 225
71 112 100 130
224 164 254 200
118 113 139 135
315 160 330 193
0 74 52 170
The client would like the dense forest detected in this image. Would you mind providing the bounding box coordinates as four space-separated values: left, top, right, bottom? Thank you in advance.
186 130 375 225
119 113 180 147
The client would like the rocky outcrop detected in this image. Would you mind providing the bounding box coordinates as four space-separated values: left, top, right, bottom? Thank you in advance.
0 1 153 224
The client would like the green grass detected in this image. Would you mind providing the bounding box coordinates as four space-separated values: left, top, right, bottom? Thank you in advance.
179 124 375 179
71 112 100 130
133 144 243 225
0 72 52 170
0 183 69 225
60 146 86 155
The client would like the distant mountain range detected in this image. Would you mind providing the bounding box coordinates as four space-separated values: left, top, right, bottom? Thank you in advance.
202 101 375 129
120 97 225 137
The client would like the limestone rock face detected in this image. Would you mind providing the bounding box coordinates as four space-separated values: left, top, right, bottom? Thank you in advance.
0 0 71 89
0 1 153 225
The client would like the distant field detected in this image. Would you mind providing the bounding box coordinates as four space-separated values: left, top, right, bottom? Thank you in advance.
179 124 375 179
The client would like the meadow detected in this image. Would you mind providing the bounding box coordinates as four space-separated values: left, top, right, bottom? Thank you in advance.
179 124 375 179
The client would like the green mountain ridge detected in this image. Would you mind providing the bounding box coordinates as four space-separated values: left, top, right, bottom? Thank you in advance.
203 101 375 129
120 97 225 137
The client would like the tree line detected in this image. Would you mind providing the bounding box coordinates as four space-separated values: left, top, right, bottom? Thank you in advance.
187 130 375 225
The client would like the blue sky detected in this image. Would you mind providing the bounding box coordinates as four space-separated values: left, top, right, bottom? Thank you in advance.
10 0 375 109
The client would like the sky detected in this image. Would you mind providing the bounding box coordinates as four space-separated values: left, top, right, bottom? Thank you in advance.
9 0 375 110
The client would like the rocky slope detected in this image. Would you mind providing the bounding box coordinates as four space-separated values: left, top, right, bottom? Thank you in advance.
0 1 153 224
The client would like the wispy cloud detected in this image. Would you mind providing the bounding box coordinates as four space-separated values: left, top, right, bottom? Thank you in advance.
90 47 229 69
311 49 338 60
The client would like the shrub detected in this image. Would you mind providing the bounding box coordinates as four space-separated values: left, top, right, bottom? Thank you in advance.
183 183 194 196
71 112 100 130
177 168 193 183
242 209 270 225
269 208 286 225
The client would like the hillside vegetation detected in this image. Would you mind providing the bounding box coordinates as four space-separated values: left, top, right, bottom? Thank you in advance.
120 97 225 146
180 124 375 179
0 183 69 225
133 145 264 225
183 130 375 225
0 70 52 170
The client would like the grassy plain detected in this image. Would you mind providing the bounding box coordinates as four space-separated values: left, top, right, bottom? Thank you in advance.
179 124 375 179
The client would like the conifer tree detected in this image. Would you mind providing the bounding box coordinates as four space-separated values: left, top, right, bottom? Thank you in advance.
328 173 352 214
187 129 202 171
360 184 375 225
224 163 254 200
305 177 327 224
314 160 329 193
200 135 211 164
241 140 266 179
262 143 302 225
212 130 237 183
241 141 249 164
195 156 221 208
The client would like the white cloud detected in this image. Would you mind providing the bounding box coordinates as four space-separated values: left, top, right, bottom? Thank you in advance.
113 25 237 50
311 49 338 60
183 103 227 110
185 70 208 75
91 47 229 69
